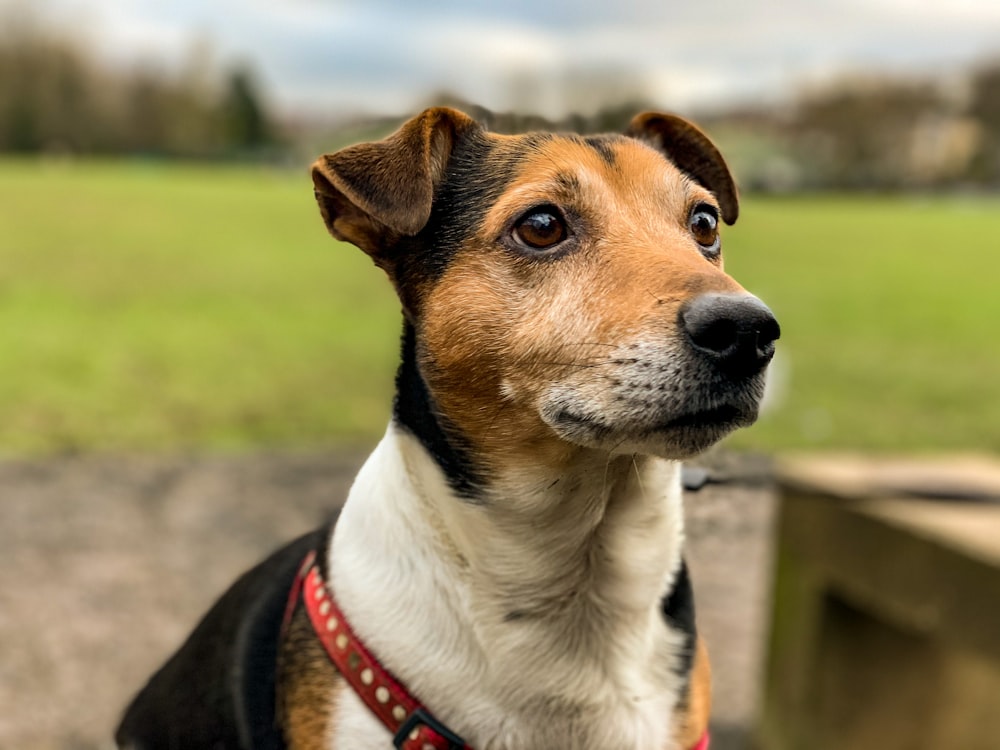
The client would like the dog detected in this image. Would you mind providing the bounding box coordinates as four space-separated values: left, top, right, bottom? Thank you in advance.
116 106 779 750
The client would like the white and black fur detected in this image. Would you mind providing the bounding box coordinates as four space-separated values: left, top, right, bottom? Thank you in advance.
117 107 778 750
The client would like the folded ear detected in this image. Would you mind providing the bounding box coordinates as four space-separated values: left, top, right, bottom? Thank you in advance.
626 112 739 225
311 107 479 261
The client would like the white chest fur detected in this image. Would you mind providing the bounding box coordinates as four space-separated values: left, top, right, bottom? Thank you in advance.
325 424 690 750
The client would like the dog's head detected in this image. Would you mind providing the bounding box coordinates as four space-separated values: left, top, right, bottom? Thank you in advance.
312 108 778 469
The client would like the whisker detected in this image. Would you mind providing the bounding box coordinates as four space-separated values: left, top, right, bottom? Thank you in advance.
631 455 648 502
527 361 616 370
602 451 612 498
611 435 629 453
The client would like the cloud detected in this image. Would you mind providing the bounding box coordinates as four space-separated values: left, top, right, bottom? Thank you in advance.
21 0 1000 117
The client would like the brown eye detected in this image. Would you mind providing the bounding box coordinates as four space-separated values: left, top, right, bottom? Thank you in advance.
689 205 720 256
513 207 567 250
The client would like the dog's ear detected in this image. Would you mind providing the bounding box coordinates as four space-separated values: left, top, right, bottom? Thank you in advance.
626 112 739 225
311 107 478 260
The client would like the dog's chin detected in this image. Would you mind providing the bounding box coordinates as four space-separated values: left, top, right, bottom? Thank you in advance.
542 401 760 459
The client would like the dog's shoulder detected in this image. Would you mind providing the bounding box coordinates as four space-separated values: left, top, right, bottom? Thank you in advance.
275 584 347 750
116 523 335 750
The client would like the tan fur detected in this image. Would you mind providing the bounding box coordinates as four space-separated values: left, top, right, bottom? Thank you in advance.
278 606 344 750
419 135 742 471
673 636 713 748
626 112 740 224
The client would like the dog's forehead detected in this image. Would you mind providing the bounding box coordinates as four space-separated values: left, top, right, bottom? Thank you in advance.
413 129 707 285
496 134 688 188
439 130 699 227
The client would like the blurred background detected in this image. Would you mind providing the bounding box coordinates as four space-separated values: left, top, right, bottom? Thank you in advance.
0 0 1000 455
1 1 999 749
2 0 1000 454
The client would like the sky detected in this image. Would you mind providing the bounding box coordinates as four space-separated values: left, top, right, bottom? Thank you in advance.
17 0 1000 119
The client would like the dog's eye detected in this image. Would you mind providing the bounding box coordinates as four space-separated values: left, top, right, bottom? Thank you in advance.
513 207 568 250
689 205 720 256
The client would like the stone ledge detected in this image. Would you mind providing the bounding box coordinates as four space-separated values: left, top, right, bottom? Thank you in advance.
758 454 1000 750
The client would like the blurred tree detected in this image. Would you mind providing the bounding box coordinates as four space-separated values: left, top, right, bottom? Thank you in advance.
0 8 282 160
791 80 952 189
221 67 272 152
967 63 1000 185
125 72 169 154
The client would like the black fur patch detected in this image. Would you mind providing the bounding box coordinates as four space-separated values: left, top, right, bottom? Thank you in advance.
584 134 622 166
391 129 551 500
393 321 487 501
661 558 697 683
115 529 328 750
553 170 582 195
394 129 549 290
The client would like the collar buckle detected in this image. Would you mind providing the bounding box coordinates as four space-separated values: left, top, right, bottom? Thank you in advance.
393 706 467 750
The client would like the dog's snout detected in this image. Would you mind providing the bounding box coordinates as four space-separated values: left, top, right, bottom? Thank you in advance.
680 293 780 374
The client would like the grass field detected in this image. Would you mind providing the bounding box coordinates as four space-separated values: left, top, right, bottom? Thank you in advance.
1 158 998 455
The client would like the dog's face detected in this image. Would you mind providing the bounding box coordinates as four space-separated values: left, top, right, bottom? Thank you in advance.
313 108 778 468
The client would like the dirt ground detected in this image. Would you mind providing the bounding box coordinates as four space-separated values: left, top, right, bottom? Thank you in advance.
0 447 777 750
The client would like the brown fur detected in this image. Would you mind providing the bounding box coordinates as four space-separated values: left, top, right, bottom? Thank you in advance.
418 134 743 472
312 108 476 264
625 113 739 225
278 605 344 750
673 636 713 748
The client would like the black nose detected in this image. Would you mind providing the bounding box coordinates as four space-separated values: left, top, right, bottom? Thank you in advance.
680 293 780 374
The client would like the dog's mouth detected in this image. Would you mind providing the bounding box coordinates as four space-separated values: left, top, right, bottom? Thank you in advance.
544 398 759 446
537 349 770 457
655 402 756 431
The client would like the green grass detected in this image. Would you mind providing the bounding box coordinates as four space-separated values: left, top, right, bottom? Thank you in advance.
1 159 998 454
0 158 400 453
724 194 1000 452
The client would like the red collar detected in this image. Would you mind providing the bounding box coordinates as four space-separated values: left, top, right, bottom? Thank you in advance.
289 550 709 750
692 731 711 750
288 551 470 749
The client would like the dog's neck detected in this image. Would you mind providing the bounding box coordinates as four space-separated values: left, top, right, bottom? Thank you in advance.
421 441 684 632
329 423 687 749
